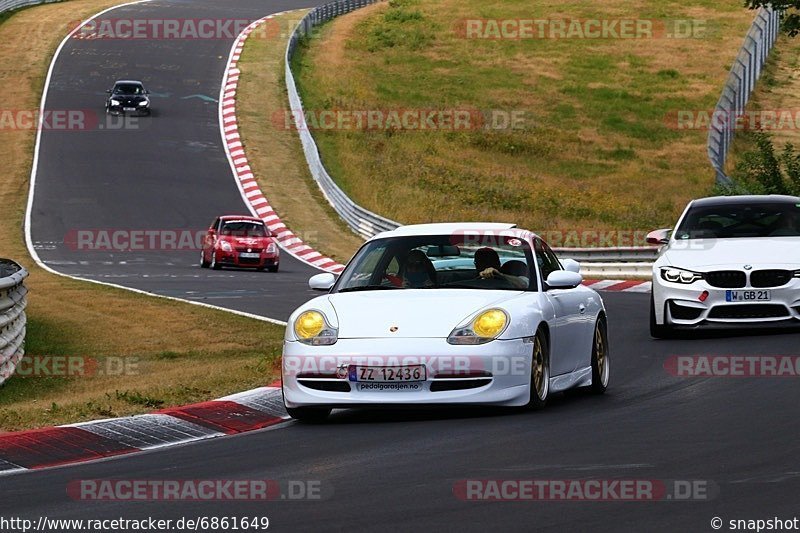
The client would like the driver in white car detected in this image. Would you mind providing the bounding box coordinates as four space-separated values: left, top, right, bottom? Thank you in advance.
474 248 528 289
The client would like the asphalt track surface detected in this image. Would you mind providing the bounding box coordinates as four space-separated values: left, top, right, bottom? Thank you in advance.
20 0 800 531
3 293 800 531
29 0 323 321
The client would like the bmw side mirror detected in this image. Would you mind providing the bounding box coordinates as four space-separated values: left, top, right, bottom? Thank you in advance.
646 228 671 245
309 273 336 291
545 270 583 290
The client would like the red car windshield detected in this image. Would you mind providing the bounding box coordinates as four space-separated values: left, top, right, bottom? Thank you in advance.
220 221 268 237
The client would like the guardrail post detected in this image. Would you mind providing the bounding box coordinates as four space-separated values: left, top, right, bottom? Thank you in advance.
707 8 781 186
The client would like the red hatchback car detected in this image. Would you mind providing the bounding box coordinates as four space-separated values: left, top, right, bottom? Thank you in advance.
201 215 280 272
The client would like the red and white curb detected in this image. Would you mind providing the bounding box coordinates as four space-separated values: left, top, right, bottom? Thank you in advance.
219 13 345 274
583 279 652 292
0 383 287 476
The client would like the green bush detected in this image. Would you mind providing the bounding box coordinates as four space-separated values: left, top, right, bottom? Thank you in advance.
721 133 800 196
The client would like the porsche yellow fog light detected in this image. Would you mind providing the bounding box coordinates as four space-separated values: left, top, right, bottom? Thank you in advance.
295 311 325 339
472 309 508 338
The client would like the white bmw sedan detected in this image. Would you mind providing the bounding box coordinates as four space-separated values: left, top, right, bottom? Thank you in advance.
282 223 609 422
648 195 800 338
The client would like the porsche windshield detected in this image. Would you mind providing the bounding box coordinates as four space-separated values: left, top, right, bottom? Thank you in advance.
335 234 535 292
675 202 800 239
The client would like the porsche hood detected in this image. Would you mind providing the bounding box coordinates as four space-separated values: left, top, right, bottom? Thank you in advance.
326 289 524 339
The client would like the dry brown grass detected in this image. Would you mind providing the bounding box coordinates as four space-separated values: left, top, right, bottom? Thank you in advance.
236 10 363 263
0 1 286 432
748 34 800 149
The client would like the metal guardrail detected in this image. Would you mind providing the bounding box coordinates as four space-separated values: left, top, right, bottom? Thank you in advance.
0 0 58 17
285 0 399 240
708 7 781 186
0 260 28 386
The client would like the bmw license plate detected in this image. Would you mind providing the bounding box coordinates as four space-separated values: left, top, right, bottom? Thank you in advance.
239 252 260 259
350 365 426 382
725 290 771 302
123 107 136 112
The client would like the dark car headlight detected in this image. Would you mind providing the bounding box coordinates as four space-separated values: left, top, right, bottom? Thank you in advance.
660 267 704 284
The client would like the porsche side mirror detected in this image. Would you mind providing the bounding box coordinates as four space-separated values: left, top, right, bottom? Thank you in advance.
546 270 583 290
646 228 672 245
309 273 336 291
561 258 581 274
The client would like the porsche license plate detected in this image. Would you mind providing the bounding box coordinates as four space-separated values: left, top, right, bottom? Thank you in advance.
239 252 260 259
725 290 771 302
350 365 426 382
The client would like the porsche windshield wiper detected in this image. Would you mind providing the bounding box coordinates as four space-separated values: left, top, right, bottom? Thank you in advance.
338 285 402 293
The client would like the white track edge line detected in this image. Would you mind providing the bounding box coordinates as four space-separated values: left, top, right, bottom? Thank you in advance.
22 0 287 327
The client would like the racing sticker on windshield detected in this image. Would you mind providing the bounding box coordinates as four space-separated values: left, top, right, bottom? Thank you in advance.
507 238 522 247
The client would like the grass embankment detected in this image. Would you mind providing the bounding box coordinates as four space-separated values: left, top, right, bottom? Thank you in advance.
291 0 757 233
0 1 286 431
728 33 800 167
236 10 363 263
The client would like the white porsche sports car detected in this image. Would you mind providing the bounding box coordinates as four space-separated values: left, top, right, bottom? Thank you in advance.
282 223 609 421
648 195 800 338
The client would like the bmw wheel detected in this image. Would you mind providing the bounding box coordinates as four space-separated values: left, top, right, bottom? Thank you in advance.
649 294 674 339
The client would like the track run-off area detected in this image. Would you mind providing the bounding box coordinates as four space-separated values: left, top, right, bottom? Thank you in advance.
5 0 800 531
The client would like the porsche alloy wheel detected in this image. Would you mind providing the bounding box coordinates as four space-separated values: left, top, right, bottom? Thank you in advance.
591 317 610 394
527 329 550 410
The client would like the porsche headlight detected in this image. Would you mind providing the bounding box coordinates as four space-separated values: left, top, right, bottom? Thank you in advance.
218 240 233 252
138 101 148 106
794 269 800 279
294 310 338 346
447 308 509 345
660 267 704 285
110 99 121 106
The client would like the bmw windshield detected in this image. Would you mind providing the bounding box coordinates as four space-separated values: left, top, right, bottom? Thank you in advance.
675 201 800 239
333 234 535 292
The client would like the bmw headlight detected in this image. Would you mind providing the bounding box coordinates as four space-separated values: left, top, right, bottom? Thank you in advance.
660 267 704 284
447 308 509 345
794 269 800 279
110 99 121 106
218 240 233 252
293 310 338 346
138 100 148 106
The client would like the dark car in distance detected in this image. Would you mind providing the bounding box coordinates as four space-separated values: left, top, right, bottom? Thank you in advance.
105 80 151 116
